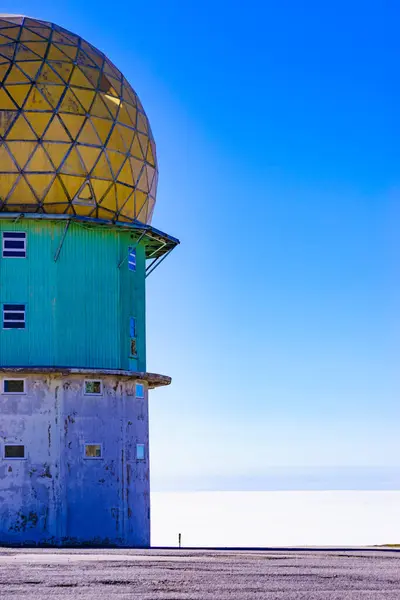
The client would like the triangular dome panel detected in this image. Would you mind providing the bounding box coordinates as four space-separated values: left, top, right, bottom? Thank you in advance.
73 179 95 205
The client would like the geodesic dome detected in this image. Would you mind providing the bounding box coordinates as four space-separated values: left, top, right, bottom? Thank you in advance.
0 14 157 223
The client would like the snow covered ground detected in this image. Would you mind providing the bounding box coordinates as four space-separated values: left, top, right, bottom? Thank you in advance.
151 491 400 547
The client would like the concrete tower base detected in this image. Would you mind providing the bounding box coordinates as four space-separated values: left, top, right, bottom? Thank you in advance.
0 368 169 547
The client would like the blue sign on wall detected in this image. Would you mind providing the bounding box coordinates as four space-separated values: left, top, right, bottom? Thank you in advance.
128 247 136 271
130 317 136 337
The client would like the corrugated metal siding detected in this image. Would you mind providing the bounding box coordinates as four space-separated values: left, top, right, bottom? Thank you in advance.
0 220 146 371
119 235 146 372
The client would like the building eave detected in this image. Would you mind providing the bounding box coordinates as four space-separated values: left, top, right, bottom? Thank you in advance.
0 213 179 259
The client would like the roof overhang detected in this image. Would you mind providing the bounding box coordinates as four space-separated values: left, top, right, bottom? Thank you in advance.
0 367 171 389
0 213 179 259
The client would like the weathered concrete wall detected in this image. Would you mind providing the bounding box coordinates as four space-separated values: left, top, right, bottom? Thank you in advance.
0 372 150 547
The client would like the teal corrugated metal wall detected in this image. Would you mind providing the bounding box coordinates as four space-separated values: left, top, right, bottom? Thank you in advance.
0 219 146 371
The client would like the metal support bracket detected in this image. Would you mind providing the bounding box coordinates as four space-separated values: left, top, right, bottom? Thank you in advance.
54 219 71 262
145 248 173 278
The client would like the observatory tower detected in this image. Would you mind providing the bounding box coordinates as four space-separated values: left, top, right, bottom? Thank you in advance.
0 15 178 546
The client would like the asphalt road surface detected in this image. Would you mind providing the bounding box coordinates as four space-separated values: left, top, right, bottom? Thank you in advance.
1 548 400 599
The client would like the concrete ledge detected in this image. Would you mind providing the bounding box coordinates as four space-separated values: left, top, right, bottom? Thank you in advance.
0 367 171 388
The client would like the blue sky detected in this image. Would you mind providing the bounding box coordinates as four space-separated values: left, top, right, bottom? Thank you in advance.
4 1 400 489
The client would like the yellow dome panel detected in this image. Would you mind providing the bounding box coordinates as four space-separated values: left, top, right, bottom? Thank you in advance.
0 15 158 224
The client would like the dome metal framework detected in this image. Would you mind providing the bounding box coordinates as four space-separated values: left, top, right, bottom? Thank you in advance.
0 15 157 224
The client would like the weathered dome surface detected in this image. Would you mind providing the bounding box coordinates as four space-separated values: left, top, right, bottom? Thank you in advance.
0 15 157 223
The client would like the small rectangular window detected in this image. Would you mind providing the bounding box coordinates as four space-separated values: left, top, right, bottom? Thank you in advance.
3 379 25 394
4 444 25 459
135 383 145 399
3 304 25 329
128 247 136 271
2 232 26 258
84 380 102 395
136 443 145 460
130 338 137 357
84 444 102 459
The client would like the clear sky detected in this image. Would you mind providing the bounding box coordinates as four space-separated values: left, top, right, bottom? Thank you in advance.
4 0 400 490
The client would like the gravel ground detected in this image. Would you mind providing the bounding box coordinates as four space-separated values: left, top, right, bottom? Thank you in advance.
0 548 400 599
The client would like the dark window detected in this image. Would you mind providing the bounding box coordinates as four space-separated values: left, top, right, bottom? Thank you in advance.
84 380 102 395
3 304 25 329
3 379 24 393
4 445 25 459
2 232 26 258
85 444 102 458
130 338 137 357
